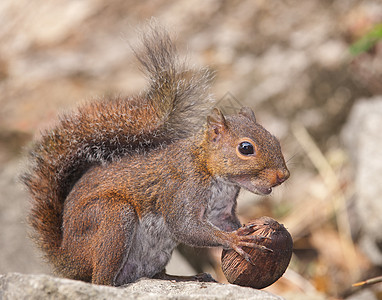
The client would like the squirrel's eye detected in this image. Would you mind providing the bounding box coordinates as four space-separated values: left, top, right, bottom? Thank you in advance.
238 141 255 155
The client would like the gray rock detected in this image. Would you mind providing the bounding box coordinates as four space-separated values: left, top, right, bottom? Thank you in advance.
0 273 283 300
342 96 382 265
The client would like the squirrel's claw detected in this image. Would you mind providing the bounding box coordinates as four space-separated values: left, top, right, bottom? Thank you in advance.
229 232 273 266
237 240 273 253
242 233 272 242
231 244 256 265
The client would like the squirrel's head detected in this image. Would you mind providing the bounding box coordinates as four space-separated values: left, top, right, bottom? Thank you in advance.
205 107 289 195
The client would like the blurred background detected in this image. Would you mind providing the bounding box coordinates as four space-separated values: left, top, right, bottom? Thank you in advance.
1 0 382 299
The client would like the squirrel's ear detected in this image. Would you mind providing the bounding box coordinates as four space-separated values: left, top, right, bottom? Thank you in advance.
239 107 256 123
207 108 227 142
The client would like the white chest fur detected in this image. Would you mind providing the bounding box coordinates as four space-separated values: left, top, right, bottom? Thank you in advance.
207 179 241 232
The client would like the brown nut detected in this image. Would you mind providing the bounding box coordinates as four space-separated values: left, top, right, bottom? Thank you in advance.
221 216 293 289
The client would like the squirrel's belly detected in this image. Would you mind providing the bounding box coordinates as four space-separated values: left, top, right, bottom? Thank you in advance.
115 213 177 285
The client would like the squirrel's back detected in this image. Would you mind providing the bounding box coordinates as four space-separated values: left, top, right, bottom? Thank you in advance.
22 24 214 262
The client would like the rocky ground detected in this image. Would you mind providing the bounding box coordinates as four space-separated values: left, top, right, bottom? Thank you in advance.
0 274 283 300
1 0 382 299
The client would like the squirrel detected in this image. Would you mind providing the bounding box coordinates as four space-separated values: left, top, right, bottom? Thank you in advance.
22 24 290 286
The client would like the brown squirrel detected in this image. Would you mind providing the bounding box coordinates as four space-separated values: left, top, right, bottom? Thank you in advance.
22 24 289 286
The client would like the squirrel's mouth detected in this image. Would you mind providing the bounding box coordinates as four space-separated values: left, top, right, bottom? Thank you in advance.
228 176 273 196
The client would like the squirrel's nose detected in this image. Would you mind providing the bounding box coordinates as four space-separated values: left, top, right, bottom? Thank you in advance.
276 169 290 184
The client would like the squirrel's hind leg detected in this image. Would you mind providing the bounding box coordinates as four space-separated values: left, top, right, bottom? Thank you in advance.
90 202 138 286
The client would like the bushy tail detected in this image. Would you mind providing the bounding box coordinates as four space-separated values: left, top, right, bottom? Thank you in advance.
22 23 214 267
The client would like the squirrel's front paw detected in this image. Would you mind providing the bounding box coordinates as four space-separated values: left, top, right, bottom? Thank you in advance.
228 230 273 265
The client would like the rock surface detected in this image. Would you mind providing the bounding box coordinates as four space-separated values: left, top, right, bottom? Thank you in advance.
342 96 382 265
0 273 282 300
